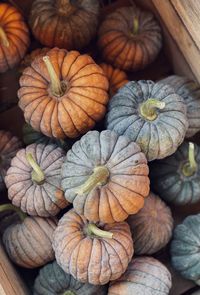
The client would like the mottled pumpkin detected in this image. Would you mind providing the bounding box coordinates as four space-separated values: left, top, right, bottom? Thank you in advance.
5 143 68 217
106 80 188 161
150 142 200 205
128 192 173 255
171 214 200 284
0 3 30 73
29 0 99 50
100 63 129 96
61 130 150 223
18 47 109 139
98 6 162 71
108 257 172 295
53 209 133 285
3 215 57 268
34 261 108 295
161 75 200 138
0 130 22 191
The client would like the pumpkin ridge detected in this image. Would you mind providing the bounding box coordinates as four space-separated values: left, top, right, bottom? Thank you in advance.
68 62 95 82
30 218 54 249
69 90 107 106
106 187 129 216
102 239 124 273
71 71 106 84
159 118 182 138
0 4 10 20
66 96 95 123
59 101 79 135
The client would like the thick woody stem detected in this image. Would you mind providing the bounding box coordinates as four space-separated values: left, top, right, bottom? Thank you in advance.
63 291 76 295
87 224 113 239
0 204 26 221
140 98 166 121
26 153 45 184
182 142 197 177
133 17 139 34
0 26 9 47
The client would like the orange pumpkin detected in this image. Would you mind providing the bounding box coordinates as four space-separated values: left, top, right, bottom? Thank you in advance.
0 3 30 73
18 47 109 139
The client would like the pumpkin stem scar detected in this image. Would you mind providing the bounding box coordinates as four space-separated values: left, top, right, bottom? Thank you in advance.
133 17 139 34
63 291 76 295
139 98 165 121
0 204 26 221
87 223 113 239
0 26 9 47
75 166 109 195
182 142 197 177
26 153 45 185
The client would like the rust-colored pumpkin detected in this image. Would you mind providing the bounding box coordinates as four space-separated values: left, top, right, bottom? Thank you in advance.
98 5 162 71
29 0 99 50
53 209 134 285
18 47 109 139
0 3 30 73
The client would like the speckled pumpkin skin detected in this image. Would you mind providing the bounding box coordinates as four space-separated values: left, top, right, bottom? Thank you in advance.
34 261 108 295
61 130 150 223
3 216 57 268
150 142 200 205
128 192 173 255
106 80 188 161
108 256 172 295
171 214 200 283
161 75 200 138
53 209 133 285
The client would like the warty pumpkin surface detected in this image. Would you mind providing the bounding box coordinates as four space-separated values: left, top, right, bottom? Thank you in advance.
106 80 188 161
128 192 173 255
18 47 109 139
61 130 150 223
34 260 108 295
29 0 99 50
5 142 68 217
53 209 134 285
0 3 30 73
108 256 172 295
98 5 162 71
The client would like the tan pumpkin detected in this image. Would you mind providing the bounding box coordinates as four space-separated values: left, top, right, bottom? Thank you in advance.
18 47 109 139
53 209 134 285
0 3 30 73
98 5 162 71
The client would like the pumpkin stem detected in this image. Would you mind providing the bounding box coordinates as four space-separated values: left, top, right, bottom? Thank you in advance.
0 204 26 221
182 142 197 177
75 166 109 195
26 153 45 184
0 26 9 47
87 223 113 239
133 17 139 34
140 98 166 121
63 291 76 295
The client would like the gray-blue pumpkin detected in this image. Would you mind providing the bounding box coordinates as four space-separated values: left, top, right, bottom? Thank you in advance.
106 80 188 161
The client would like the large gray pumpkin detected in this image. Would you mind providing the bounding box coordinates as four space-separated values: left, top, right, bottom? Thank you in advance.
106 80 188 161
34 261 108 295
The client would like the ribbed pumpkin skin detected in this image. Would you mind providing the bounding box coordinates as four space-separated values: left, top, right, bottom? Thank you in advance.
3 216 57 268
18 48 109 139
171 214 200 283
34 261 108 295
106 80 188 161
150 142 200 205
61 130 150 223
5 143 68 217
128 192 173 255
0 3 30 72
29 0 99 50
108 257 172 295
161 75 200 138
98 6 162 71
0 130 22 191
53 209 133 285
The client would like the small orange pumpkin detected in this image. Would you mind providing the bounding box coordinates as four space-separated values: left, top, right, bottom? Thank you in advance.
0 3 30 73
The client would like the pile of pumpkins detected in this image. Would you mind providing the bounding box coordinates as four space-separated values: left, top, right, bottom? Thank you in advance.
1 0 200 294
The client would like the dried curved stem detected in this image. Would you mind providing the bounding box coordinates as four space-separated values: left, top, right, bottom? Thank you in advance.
26 153 45 184
140 98 165 121
0 26 9 47
87 223 113 239
133 17 139 34
0 204 26 221
182 142 197 177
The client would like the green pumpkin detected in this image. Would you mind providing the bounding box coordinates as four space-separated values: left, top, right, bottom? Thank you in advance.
171 214 200 284
150 141 200 205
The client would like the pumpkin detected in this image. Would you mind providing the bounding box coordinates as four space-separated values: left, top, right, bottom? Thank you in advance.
53 209 133 285
108 256 172 295
29 0 99 50
128 192 173 255
161 75 200 138
150 142 200 205
98 5 162 71
0 130 22 191
34 261 108 295
0 3 30 73
100 63 129 96
5 142 68 217
171 214 200 284
61 130 150 223
106 80 188 161
18 47 109 139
